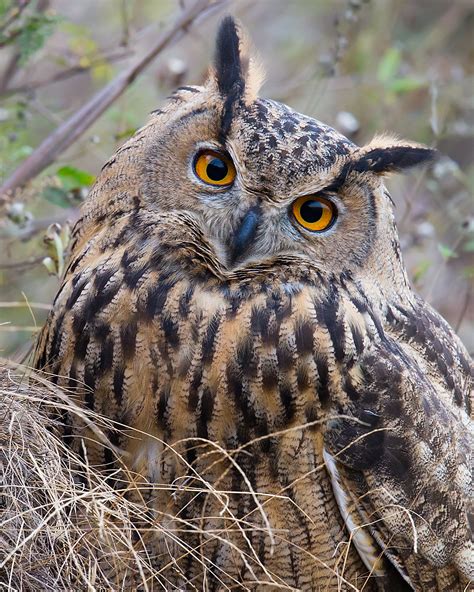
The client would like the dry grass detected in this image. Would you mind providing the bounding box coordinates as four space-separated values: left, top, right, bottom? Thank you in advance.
3 360 444 592
1 361 367 591
1 362 157 591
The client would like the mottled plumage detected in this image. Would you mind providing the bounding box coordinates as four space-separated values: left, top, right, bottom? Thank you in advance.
35 17 472 591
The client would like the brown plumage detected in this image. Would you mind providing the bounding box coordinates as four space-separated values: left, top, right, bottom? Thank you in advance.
34 17 472 591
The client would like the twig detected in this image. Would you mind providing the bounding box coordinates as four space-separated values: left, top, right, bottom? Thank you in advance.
0 1 31 36
0 324 39 332
120 0 131 47
0 28 22 49
0 301 51 310
0 256 45 271
0 0 224 199
1 49 133 96
0 51 21 95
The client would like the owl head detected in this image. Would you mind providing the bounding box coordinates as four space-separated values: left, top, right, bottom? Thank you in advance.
81 17 435 289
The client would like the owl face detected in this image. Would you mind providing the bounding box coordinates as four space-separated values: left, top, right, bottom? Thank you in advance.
93 18 435 280
141 91 375 273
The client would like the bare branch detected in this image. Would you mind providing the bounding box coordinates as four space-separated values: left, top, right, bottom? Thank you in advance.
0 256 45 271
0 1 31 35
0 51 21 94
1 48 133 96
0 0 224 199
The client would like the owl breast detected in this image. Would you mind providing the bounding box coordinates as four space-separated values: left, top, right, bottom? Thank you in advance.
36 220 384 586
48 249 370 452
35 206 472 589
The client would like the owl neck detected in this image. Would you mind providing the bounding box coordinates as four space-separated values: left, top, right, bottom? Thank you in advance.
354 196 414 312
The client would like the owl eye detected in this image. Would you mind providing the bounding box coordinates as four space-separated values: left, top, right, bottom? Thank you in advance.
194 150 236 186
292 195 337 232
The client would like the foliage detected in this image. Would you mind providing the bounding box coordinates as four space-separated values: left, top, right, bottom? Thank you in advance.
0 0 58 64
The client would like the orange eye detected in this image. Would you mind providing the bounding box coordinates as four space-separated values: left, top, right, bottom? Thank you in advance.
292 195 337 232
193 150 236 186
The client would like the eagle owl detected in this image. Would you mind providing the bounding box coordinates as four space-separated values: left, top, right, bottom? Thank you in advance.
34 17 472 592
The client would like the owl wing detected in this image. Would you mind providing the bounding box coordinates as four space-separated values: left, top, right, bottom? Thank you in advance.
323 306 473 590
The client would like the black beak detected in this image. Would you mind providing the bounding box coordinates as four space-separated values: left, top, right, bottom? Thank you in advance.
229 205 261 265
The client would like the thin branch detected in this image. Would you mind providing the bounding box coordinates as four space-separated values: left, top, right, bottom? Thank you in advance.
120 0 131 47
0 324 38 332
0 301 51 310
2 48 133 96
0 51 21 94
0 0 224 199
0 1 31 35
0 256 45 271
0 28 22 49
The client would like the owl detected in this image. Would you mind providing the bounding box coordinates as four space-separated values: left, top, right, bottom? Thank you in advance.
34 17 472 592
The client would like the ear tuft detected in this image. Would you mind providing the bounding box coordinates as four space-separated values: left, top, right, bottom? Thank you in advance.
210 17 265 140
212 16 264 103
352 135 438 175
214 16 244 98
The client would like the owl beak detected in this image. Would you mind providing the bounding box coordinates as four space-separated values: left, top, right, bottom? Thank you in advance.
229 205 261 265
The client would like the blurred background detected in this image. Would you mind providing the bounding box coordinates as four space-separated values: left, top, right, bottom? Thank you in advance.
0 0 473 357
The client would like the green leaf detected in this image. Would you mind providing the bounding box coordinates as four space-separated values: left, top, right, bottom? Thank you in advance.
438 243 458 260
42 256 57 276
388 77 425 94
0 2 13 20
56 165 95 190
17 14 58 65
42 186 71 208
377 47 401 83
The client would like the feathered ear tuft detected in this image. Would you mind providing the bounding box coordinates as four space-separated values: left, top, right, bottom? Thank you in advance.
209 17 265 140
211 16 265 104
351 135 438 175
214 16 244 98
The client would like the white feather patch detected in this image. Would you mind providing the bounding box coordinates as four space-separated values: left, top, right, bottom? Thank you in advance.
323 447 385 576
